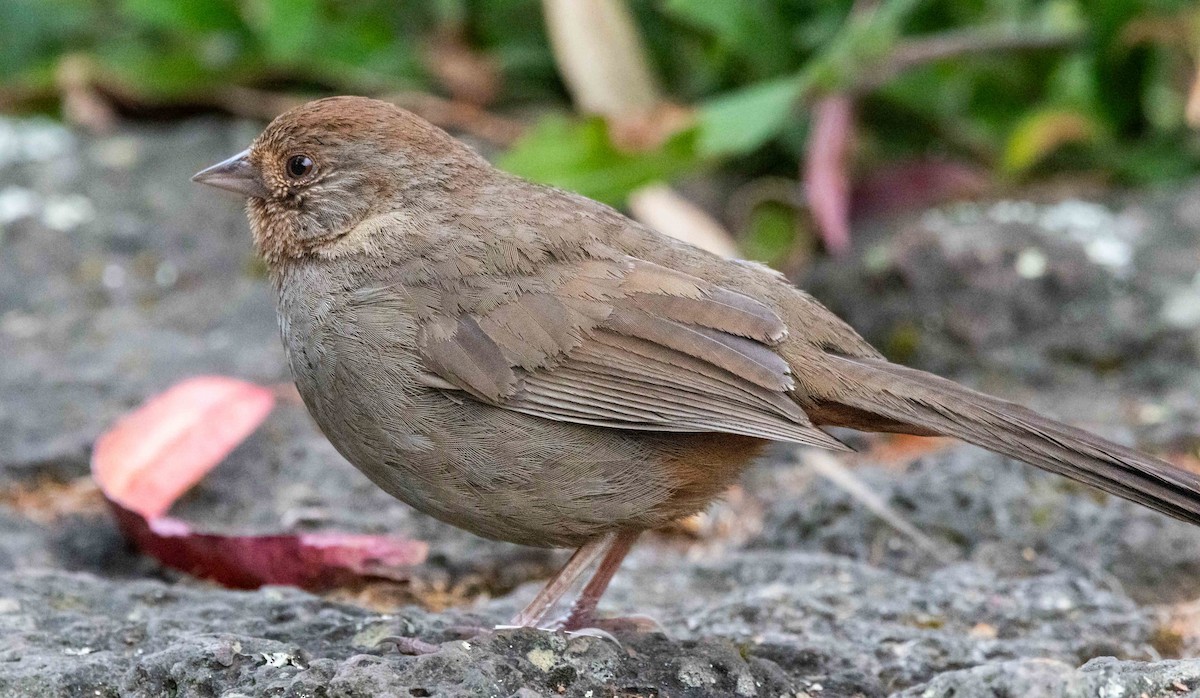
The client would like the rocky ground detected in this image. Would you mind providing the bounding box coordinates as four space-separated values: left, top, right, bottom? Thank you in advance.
2 115 1200 697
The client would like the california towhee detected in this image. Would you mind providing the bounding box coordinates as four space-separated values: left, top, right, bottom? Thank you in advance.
194 96 1200 635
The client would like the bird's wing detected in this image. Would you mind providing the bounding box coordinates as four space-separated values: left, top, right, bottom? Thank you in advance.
415 255 845 449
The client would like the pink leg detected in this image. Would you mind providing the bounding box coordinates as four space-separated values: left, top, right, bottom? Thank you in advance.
385 531 645 654
558 530 640 631
508 534 613 628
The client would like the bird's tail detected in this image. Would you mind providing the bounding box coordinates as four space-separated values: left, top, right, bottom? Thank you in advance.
804 354 1200 526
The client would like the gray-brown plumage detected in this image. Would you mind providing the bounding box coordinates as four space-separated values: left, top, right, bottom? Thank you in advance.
194 96 1200 631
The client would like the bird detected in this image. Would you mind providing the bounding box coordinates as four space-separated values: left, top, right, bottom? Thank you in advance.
193 95 1200 639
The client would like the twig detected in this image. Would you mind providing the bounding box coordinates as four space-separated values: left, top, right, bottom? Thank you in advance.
854 26 1085 94
800 449 958 564
0 81 526 148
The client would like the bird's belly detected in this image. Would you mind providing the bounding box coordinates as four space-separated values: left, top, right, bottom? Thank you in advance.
300 376 756 547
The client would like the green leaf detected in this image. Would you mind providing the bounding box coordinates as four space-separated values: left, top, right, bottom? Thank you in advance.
121 0 241 34
743 202 797 266
498 116 699 205
664 0 745 41
99 43 226 97
243 0 321 63
1002 108 1101 175
0 0 97 75
697 75 805 157
1100 138 1200 184
662 0 792 74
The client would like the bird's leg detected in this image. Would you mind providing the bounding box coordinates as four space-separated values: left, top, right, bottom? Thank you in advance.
379 538 611 656
383 532 647 655
507 533 614 628
556 529 640 631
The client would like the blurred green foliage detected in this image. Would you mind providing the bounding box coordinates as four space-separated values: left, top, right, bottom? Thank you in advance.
2 0 1199 219
498 116 699 205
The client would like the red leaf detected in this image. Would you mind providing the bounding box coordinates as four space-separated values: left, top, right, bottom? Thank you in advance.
852 157 988 219
804 95 855 255
92 376 427 590
94 377 276 518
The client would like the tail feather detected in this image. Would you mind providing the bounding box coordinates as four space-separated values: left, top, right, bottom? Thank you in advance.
807 355 1200 526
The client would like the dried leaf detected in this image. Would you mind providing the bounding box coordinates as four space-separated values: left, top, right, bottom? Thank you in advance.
424 28 502 107
541 0 660 119
627 183 738 257
92 376 427 590
856 433 953 468
0 477 106 525
1188 61 1200 129
56 54 116 135
607 102 694 153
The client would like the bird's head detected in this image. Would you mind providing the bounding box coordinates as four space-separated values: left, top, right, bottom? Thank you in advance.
192 95 485 264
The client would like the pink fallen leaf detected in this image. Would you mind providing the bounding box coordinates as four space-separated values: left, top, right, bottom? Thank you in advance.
92 376 427 590
94 377 275 519
804 95 855 255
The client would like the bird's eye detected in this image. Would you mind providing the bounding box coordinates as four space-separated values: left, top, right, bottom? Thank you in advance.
286 154 314 179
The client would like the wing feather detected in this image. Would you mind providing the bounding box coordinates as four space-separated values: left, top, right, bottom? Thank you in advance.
417 256 841 447
605 307 793 391
422 316 515 401
625 287 786 343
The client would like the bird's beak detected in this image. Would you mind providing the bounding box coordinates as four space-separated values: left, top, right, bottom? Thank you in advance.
191 149 271 199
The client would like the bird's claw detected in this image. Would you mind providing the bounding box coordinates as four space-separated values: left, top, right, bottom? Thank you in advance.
562 626 622 646
377 635 442 656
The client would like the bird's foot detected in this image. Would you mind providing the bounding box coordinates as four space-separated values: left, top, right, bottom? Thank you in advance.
377 623 491 655
553 612 665 636
380 614 662 656
377 635 442 656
